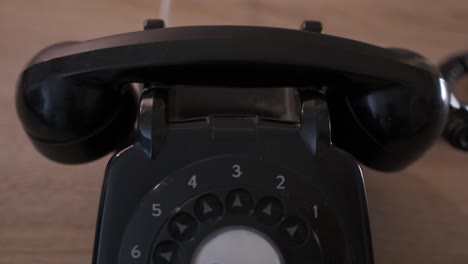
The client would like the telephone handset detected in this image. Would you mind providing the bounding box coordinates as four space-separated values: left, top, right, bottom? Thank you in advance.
16 21 458 264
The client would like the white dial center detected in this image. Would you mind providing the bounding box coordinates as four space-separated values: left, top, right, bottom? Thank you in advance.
191 226 284 264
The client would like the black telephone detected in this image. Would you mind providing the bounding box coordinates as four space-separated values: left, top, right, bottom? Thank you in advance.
15 20 468 264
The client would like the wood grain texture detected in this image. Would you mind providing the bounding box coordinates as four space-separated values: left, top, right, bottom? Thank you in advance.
0 0 467 263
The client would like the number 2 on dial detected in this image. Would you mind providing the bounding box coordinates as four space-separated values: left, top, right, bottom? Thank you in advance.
276 175 286 190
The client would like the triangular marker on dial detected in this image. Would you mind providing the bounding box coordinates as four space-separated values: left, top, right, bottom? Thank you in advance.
286 225 299 237
159 251 172 262
233 194 242 207
203 202 213 214
176 223 188 234
262 204 272 215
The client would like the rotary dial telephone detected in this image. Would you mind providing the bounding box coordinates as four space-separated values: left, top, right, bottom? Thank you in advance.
16 20 468 264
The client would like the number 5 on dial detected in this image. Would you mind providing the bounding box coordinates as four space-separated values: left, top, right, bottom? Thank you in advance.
152 203 162 217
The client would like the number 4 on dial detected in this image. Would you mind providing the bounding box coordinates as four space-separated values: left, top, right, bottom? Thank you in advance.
188 175 198 189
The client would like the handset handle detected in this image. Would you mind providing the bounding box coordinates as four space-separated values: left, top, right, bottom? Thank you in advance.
22 26 443 91
16 26 448 169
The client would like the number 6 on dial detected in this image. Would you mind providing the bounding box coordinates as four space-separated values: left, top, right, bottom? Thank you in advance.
131 245 141 259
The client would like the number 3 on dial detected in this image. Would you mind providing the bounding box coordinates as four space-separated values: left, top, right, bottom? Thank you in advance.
232 164 242 178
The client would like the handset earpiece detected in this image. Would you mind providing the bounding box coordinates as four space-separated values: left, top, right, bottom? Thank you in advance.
16 42 139 164
328 48 449 172
439 53 468 150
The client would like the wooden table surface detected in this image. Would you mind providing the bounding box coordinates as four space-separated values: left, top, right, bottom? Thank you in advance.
1 0 467 263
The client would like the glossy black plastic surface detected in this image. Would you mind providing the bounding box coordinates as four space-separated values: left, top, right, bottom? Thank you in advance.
93 95 373 264
16 25 449 170
440 53 468 150
167 86 301 123
16 43 139 163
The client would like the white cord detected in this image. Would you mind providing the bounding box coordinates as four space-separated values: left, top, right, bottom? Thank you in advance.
159 0 173 27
